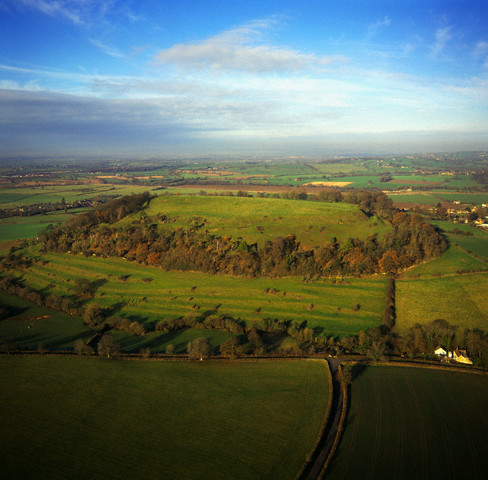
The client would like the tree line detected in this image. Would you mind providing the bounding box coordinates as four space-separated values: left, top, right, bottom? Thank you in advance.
1 271 486 366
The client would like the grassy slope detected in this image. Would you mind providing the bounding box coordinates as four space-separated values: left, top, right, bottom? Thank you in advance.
396 272 488 332
21 252 385 338
396 221 488 332
0 291 91 349
128 195 390 246
0 290 236 352
328 366 488 480
0 357 329 480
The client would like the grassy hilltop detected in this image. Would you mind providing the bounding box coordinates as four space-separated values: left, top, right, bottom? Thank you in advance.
124 194 391 247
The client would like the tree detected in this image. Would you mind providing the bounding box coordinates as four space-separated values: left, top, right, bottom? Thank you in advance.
140 347 151 359
187 337 212 361
97 334 120 358
74 338 94 355
220 337 241 359
83 302 104 329
74 278 96 299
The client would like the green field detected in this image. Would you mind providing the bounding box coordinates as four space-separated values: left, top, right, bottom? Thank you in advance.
129 194 390 246
396 221 488 332
387 193 441 205
0 184 160 209
435 193 488 204
0 357 329 480
396 272 488 333
433 221 488 261
328 366 488 480
0 209 91 241
0 291 91 350
20 252 386 338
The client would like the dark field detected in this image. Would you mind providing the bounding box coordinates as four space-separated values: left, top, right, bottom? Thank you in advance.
328 366 488 480
0 357 329 480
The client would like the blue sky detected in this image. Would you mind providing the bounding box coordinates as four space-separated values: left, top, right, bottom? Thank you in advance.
1 0 487 156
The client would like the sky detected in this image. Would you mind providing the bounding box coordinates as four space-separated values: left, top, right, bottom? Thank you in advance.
1 0 488 157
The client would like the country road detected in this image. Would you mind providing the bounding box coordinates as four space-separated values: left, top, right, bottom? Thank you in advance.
300 358 344 480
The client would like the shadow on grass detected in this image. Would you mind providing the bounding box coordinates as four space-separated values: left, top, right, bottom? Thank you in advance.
0 305 28 320
105 301 126 317
47 331 92 349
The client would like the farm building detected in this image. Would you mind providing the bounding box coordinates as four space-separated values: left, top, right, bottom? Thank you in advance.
434 347 447 356
434 347 473 365
453 349 473 365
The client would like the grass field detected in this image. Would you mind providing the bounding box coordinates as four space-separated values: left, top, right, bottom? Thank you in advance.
395 272 488 333
20 252 385 338
0 288 236 352
387 193 441 205
401 245 487 278
0 209 91 241
433 221 488 261
435 192 488 204
129 194 391 246
328 366 488 480
0 184 160 209
0 357 329 480
0 291 92 349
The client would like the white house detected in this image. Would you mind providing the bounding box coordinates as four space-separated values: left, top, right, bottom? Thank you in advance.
434 347 447 356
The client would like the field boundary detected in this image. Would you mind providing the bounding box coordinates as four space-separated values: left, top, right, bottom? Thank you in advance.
374 359 488 376
317 364 348 479
295 359 333 480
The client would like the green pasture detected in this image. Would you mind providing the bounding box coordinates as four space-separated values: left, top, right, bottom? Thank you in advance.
387 193 440 205
0 291 91 349
331 176 385 189
432 220 488 260
435 192 488 204
389 174 445 184
328 366 488 480
0 357 329 480
312 163 368 174
0 209 90 241
132 194 391 246
0 222 47 241
21 252 385 337
0 290 239 353
395 272 488 332
452 234 488 259
111 327 237 354
401 245 487 277
0 184 160 209
220 162 317 176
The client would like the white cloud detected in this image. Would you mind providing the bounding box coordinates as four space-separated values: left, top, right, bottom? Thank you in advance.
474 41 488 69
367 16 391 39
155 18 342 73
430 25 453 58
89 39 126 58
474 40 488 57
10 0 115 26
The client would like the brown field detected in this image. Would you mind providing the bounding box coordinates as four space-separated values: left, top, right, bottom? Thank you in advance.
178 169 267 177
167 184 347 194
96 175 167 179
